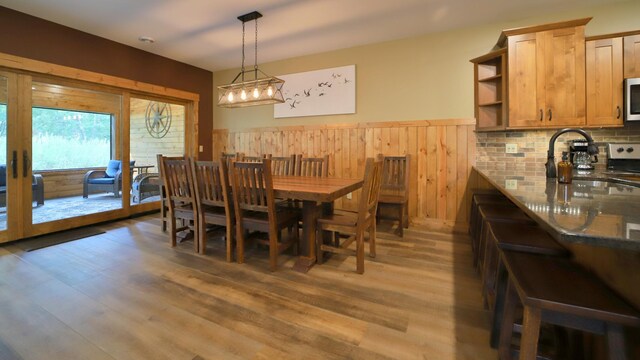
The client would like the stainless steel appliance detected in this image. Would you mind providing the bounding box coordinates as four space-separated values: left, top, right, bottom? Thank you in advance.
570 139 598 170
625 78 640 121
606 142 640 173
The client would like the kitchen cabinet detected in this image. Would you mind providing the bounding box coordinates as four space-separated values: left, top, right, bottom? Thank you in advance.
507 24 587 128
586 37 624 127
471 49 506 131
624 34 640 78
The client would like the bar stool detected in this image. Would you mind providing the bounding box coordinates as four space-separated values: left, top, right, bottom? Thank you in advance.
474 203 534 269
485 222 570 348
469 192 509 240
498 251 640 360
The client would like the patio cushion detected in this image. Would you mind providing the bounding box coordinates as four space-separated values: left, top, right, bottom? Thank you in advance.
88 177 115 185
105 160 121 178
0 165 5 187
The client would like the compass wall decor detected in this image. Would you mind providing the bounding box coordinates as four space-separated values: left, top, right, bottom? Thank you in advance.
145 102 172 138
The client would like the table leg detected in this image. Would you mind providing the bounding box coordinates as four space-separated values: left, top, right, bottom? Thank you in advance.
293 200 320 273
293 201 335 273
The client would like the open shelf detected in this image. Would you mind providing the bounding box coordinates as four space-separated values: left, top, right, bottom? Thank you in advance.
471 48 507 131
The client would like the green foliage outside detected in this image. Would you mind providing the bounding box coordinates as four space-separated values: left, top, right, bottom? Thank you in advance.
0 106 112 170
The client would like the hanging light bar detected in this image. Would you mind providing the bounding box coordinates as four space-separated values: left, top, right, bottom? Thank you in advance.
217 11 285 108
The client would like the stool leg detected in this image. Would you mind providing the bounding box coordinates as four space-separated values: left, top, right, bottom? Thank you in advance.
499 280 518 360
520 306 542 360
490 258 508 348
606 323 627 360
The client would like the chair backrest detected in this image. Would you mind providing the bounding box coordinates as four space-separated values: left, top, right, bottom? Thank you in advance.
296 154 329 177
357 155 384 226
271 155 295 176
105 160 121 178
381 155 410 198
221 152 243 168
191 159 230 211
239 154 272 163
160 156 195 206
230 159 276 216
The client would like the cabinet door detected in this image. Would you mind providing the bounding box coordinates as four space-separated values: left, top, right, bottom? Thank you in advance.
586 38 623 126
624 34 640 78
508 32 545 128
543 26 586 127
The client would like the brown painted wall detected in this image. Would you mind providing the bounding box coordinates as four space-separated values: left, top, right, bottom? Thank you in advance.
0 6 213 160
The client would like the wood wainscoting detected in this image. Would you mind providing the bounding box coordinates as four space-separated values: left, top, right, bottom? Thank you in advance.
213 119 481 230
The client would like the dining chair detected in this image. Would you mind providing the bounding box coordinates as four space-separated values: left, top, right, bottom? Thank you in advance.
157 154 184 232
240 153 272 163
376 154 411 236
230 158 301 272
296 154 329 177
315 155 384 274
221 152 244 169
271 155 296 176
191 159 234 260
160 155 198 252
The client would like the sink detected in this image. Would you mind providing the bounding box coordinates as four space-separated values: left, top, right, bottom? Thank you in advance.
573 174 640 188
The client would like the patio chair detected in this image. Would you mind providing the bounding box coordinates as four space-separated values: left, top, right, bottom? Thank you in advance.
0 164 44 207
83 160 135 198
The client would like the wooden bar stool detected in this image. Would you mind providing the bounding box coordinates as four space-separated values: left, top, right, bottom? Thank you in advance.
485 222 570 348
474 203 534 269
498 251 640 360
469 192 509 240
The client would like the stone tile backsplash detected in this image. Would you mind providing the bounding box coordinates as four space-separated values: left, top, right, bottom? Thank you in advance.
475 127 640 183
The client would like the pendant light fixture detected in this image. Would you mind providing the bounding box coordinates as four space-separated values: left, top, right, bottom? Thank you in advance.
217 11 285 108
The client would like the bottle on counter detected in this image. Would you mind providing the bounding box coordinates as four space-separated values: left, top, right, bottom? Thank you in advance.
557 151 573 184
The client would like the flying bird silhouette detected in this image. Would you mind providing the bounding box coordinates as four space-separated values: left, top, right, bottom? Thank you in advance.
303 88 311 97
344 78 351 84
289 100 299 109
319 93 325 96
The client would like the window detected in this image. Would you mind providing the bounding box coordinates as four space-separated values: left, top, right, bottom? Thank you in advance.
32 108 112 170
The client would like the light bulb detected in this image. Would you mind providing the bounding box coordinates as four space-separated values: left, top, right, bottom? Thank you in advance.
240 89 247 100
253 87 260 98
267 86 274 97
227 91 234 102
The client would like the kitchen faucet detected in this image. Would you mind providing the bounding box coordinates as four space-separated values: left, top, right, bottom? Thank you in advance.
545 128 599 178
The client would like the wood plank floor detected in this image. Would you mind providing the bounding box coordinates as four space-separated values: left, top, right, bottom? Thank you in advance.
0 214 497 360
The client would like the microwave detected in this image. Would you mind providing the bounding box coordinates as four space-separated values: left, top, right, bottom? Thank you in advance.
626 78 640 121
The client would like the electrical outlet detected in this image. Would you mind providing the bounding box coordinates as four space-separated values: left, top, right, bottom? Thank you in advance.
346 192 352 200
505 179 518 190
505 143 518 154
199 145 204 152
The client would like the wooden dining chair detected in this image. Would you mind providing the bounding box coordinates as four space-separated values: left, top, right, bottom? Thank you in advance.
316 155 384 274
376 154 411 236
271 155 296 176
240 154 272 163
191 159 234 260
230 158 301 272
160 155 198 252
296 154 329 177
221 152 243 168
157 154 184 232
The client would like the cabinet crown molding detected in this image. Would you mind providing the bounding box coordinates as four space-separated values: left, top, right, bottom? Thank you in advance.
496 17 592 48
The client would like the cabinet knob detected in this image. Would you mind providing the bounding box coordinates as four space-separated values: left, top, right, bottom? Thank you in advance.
548 109 552 121
616 106 621 119
539 109 543 121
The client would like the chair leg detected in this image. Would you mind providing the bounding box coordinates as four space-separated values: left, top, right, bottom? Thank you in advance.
269 231 278 272
499 280 518 360
236 223 245 264
398 205 404 237
356 233 365 274
168 212 177 248
198 217 206 255
316 228 325 265
520 306 542 360
403 203 409 228
606 323 627 360
369 222 376 258
225 225 233 262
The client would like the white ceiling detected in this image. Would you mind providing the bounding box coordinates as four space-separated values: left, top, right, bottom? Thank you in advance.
0 0 628 72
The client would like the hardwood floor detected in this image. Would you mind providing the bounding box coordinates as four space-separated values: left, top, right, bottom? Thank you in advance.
0 214 497 359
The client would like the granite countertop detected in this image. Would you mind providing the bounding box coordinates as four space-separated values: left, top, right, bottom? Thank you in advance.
475 166 640 251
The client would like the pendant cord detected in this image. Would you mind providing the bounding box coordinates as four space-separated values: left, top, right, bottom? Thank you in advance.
254 18 259 78
241 21 246 82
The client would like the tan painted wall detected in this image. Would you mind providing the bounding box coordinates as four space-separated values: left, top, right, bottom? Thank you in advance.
212 0 640 132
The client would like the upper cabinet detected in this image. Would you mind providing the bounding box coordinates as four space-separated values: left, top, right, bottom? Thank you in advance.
586 37 623 127
624 34 640 78
471 49 507 131
503 19 589 129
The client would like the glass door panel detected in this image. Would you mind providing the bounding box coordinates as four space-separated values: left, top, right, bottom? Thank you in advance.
0 76 8 233
130 97 185 206
30 81 124 225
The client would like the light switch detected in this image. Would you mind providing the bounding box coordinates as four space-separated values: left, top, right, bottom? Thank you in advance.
199 145 203 152
505 143 518 154
505 179 517 189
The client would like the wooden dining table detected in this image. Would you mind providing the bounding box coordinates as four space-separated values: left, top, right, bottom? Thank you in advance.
272 175 364 273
